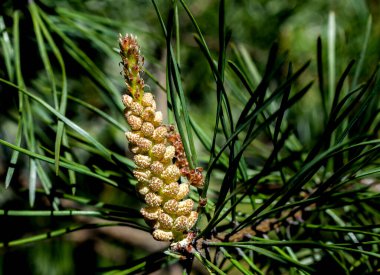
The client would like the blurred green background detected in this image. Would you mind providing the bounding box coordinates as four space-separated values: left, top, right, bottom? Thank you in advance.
0 0 379 274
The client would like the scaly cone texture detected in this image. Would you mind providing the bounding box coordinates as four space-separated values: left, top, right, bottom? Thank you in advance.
167 128 204 188
119 34 198 242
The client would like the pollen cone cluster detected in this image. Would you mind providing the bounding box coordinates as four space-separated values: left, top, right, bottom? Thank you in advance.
119 34 198 242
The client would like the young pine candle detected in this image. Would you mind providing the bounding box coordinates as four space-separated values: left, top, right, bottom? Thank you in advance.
119 34 198 242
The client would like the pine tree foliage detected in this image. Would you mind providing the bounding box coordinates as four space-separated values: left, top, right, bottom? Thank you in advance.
0 0 379 274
